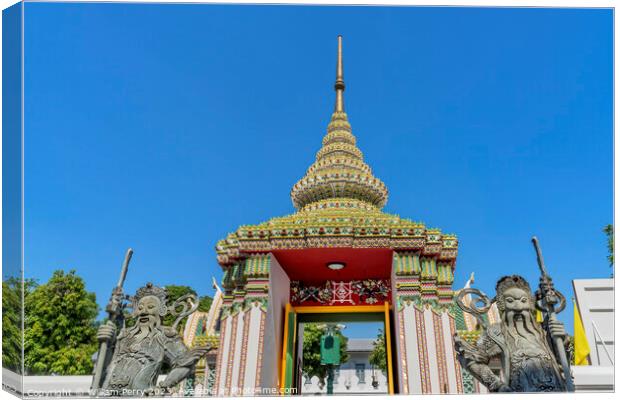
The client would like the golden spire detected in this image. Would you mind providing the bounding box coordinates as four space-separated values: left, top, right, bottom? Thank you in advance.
289 35 388 211
334 35 345 112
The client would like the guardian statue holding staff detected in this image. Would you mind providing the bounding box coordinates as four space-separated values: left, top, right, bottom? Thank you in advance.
91 250 210 396
453 237 573 392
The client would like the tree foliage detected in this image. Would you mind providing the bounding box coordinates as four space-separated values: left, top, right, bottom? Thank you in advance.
18 276 213 376
369 329 387 373
604 224 614 268
24 270 99 375
198 295 213 312
302 324 349 386
3 278 23 372
3 277 38 373
162 285 213 330
162 285 200 327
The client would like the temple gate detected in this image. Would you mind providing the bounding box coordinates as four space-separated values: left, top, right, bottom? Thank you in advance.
211 36 478 395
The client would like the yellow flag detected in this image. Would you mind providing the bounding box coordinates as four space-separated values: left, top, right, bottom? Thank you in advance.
574 299 591 366
536 309 544 323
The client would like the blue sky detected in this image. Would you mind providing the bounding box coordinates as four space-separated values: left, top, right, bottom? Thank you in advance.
23 4 612 335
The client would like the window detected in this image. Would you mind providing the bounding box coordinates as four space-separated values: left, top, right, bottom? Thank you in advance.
355 363 366 383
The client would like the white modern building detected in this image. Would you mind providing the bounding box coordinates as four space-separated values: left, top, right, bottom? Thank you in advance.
571 278 614 392
301 339 388 395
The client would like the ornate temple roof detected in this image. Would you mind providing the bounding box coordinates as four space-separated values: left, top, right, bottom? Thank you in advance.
290 37 388 209
216 36 457 267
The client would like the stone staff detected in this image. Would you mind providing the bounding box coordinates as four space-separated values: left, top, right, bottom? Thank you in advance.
531 237 574 392
91 248 133 390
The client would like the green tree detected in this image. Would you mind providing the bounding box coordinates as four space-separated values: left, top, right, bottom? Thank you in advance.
198 295 213 312
163 285 199 327
3 278 22 372
302 324 349 387
369 329 387 373
604 224 613 267
3 277 38 373
24 270 99 375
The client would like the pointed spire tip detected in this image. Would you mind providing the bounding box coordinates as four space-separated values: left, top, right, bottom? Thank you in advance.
334 35 345 112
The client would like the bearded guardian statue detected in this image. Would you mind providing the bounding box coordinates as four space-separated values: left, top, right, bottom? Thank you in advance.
454 275 570 392
94 283 210 396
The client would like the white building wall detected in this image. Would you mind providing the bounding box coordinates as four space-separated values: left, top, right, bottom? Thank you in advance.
441 311 459 393
242 305 263 394
573 279 614 367
259 254 290 391
301 347 388 395
401 303 422 394
230 310 245 393
572 365 614 392
215 315 232 395
423 308 440 393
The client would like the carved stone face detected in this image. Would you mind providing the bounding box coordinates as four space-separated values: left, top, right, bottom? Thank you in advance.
502 287 532 314
136 295 162 327
500 286 541 340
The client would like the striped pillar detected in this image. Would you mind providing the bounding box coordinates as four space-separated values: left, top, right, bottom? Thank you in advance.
214 253 288 396
214 308 233 396
392 251 464 394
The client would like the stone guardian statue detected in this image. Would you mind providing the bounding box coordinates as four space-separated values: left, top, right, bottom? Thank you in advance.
454 275 571 392
93 282 210 396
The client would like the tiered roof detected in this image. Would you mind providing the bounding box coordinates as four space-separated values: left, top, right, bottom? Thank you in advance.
216 36 457 268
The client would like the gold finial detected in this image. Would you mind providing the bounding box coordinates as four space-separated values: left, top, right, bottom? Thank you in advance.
334 35 345 112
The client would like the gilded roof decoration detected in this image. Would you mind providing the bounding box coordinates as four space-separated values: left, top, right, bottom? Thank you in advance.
215 36 458 268
216 198 457 266
290 111 389 209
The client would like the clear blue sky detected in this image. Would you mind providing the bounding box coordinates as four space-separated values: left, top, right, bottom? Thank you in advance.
23 4 612 335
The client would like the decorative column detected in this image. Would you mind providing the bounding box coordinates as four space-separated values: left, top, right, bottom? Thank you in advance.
236 254 270 395
392 251 422 394
392 251 463 394
420 257 438 301
437 262 455 304
213 262 239 396
213 253 289 396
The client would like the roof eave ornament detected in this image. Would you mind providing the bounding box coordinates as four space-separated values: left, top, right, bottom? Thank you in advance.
334 35 345 112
